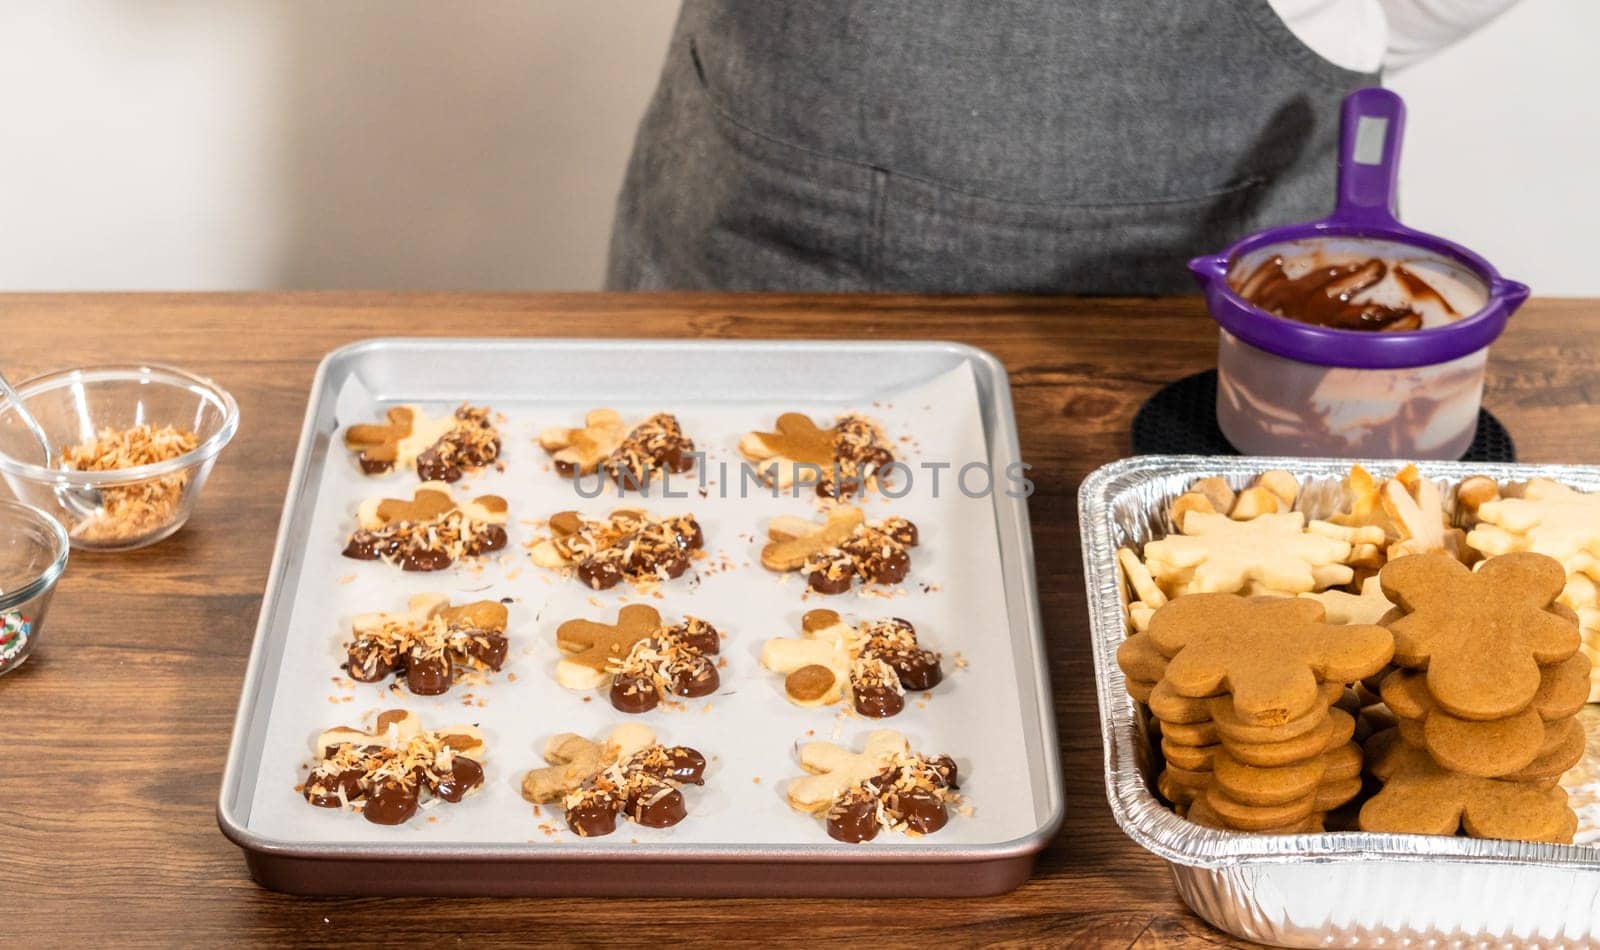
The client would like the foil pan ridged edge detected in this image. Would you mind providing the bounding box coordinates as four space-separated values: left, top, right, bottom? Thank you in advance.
1081 455 1600 944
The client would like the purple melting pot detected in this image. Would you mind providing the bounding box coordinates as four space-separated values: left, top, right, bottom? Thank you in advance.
1189 87 1529 459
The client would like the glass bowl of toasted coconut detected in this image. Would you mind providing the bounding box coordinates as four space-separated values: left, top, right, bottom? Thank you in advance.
0 365 239 550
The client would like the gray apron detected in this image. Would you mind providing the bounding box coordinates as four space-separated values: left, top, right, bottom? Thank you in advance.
606 0 1377 294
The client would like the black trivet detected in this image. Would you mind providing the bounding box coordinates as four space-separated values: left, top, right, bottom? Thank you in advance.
1130 370 1515 462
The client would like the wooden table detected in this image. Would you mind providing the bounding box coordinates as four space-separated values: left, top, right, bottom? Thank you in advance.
4 293 1595 948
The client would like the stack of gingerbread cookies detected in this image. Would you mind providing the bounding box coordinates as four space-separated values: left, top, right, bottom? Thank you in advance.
1358 551 1591 843
1117 592 1394 833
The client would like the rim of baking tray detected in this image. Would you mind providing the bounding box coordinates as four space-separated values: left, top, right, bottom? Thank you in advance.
0 364 239 484
0 497 69 610
1081 453 1600 871
216 337 1067 867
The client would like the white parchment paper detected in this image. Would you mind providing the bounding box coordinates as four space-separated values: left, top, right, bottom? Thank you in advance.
243 362 1042 847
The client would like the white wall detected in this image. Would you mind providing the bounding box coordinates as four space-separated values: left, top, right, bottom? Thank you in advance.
1387 0 1598 296
0 0 1593 294
0 1 679 291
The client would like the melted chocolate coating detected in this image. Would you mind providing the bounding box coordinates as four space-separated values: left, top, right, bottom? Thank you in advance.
632 543 688 579
458 436 500 467
415 448 461 483
400 547 453 572
358 455 394 475
671 657 720 698
674 621 720 656
677 518 704 552
578 557 624 591
826 792 881 843
883 519 918 547
891 650 943 691
892 787 949 834
628 779 687 828
304 768 364 808
609 674 661 714
661 747 707 785
566 794 622 837
431 756 484 802
346 645 396 683
863 548 911 585
342 531 384 560
462 632 508 671
405 652 453 696
852 683 905 718
363 779 419 825
661 446 693 474
468 524 508 556
808 559 855 595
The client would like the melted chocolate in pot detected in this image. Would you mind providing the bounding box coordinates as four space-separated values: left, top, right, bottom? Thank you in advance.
1231 255 1446 331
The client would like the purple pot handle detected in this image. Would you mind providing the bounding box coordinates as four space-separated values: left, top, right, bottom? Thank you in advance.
1332 87 1405 228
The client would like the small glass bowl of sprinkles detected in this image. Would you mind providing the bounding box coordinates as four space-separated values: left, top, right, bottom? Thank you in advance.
0 497 69 676
0 365 239 550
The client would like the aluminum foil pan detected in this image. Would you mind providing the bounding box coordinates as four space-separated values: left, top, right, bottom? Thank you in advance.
1081 455 1600 947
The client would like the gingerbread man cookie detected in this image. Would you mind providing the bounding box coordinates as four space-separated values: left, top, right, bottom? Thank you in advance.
538 409 626 476
345 404 501 482
520 722 655 803
1380 552 1580 721
787 729 961 842
540 409 696 490
761 507 919 594
530 508 704 591
555 604 722 713
1359 731 1576 843
761 609 942 717
342 482 508 571
520 723 708 837
345 593 509 696
302 709 486 825
740 412 897 498
1148 593 1393 726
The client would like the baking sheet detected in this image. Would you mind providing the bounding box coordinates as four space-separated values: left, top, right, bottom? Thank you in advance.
238 355 1041 849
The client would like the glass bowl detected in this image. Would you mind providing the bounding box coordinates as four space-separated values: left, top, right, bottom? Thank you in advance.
0 365 239 550
0 498 69 675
